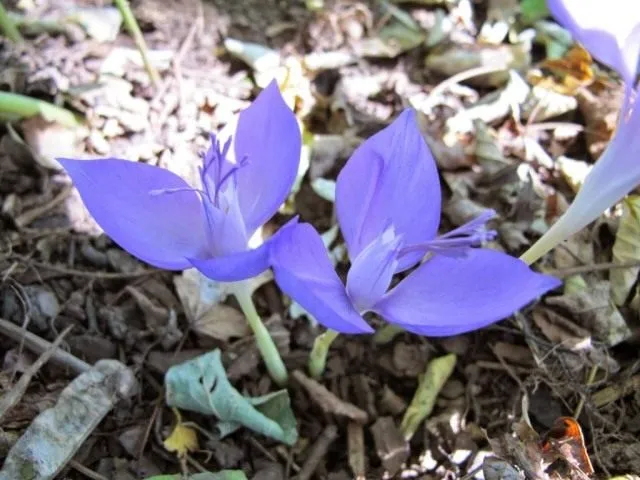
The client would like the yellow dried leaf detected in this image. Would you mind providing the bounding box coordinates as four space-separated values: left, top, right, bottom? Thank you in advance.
537 44 594 95
163 411 199 458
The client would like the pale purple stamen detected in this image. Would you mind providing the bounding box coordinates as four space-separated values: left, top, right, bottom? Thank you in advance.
399 210 497 257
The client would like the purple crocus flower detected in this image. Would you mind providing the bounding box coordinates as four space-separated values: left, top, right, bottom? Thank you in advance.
59 81 301 281
270 110 561 336
521 0 640 264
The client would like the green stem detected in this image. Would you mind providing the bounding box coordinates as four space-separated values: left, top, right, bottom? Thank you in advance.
373 324 405 344
0 2 23 43
113 0 161 87
230 281 288 386
0 91 79 128
308 329 339 378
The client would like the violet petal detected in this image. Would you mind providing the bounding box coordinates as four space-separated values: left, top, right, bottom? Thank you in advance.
59 158 209 270
336 109 441 272
233 80 302 233
374 249 561 336
270 222 373 334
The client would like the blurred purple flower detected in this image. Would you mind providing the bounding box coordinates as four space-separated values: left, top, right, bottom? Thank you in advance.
59 81 301 281
271 110 561 335
521 0 640 264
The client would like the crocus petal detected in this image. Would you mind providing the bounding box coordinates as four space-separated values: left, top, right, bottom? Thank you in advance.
547 0 640 84
233 80 302 233
270 222 373 334
188 240 270 282
346 227 402 312
58 158 209 270
336 109 441 272
521 100 640 264
374 249 561 336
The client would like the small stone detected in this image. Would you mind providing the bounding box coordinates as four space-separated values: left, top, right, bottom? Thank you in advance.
440 379 465 399
439 335 469 356
88 130 110 154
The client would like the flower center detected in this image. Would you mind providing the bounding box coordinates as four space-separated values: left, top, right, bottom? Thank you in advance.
200 133 249 208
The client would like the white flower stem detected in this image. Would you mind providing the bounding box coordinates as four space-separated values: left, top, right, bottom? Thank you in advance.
308 329 339 378
519 214 573 265
230 281 288 386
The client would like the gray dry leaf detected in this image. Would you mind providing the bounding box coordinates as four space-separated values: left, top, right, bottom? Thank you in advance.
174 269 249 342
353 17 426 59
0 360 137 480
483 456 525 480
546 280 631 346
522 84 577 122
446 72 530 134
426 43 531 87
65 7 122 42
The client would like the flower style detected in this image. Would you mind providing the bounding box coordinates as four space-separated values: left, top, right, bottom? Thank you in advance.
59 81 301 281
270 110 561 336
521 0 640 264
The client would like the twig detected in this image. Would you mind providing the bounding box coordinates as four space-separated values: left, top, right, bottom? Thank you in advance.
296 425 338 480
525 122 584 133
14 257 161 280
591 374 640 407
426 65 508 105
475 360 530 375
15 185 72 228
0 324 74 421
0 317 90 373
292 370 368 423
573 364 599 418
347 422 366 480
68 460 109 480
113 0 161 87
172 16 200 108
545 260 640 277
136 394 163 459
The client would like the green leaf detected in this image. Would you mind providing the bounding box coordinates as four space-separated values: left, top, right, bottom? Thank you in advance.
165 350 298 445
611 196 640 306
145 471 247 480
520 0 549 24
400 354 456 441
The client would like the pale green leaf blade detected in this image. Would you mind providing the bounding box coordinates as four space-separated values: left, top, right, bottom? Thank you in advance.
611 196 640 306
145 471 248 480
400 353 456 441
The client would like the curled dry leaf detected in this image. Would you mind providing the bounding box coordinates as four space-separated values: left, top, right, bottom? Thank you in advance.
576 83 623 159
21 116 83 171
174 269 249 342
546 280 631 346
165 350 297 445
